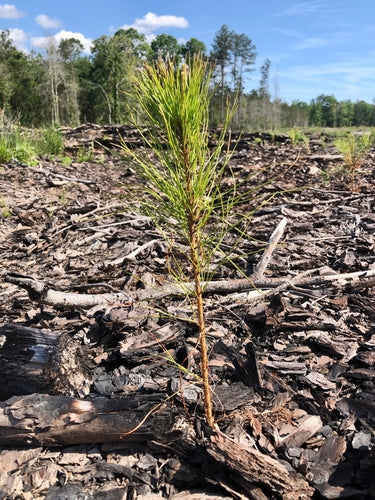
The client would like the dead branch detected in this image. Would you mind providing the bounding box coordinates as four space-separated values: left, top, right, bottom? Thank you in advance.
110 238 161 265
308 154 343 162
5 268 375 309
252 217 288 280
34 165 96 185
5 272 133 308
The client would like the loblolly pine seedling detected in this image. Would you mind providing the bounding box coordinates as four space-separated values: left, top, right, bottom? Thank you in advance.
119 54 250 427
288 127 309 152
334 132 373 191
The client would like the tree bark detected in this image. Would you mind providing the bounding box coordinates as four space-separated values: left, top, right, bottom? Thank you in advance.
0 393 185 447
208 432 314 499
0 394 314 499
0 324 60 400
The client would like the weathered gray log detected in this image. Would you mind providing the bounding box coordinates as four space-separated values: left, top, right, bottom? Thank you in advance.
5 272 133 308
0 323 97 400
0 393 185 447
208 432 314 500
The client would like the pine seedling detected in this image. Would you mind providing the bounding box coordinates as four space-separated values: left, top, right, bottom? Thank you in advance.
120 55 243 427
334 132 373 190
288 127 309 151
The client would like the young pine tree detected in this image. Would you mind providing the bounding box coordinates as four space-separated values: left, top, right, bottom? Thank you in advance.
120 54 238 427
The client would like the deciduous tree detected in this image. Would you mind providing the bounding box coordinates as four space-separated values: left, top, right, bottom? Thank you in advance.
181 37 206 58
91 29 147 123
150 34 182 61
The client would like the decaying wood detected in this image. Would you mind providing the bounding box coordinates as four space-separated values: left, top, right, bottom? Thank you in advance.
5 272 133 308
0 392 315 499
0 324 60 400
281 414 323 448
6 267 375 309
208 432 314 499
0 393 185 447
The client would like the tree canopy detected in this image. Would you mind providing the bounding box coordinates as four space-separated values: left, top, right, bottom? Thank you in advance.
0 26 374 130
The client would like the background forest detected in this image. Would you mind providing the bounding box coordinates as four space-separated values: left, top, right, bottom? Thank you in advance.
1 24 374 130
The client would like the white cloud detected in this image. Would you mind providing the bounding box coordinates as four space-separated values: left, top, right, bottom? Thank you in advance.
8 27 27 50
274 28 302 39
0 3 25 18
121 11 188 38
31 30 93 54
283 61 373 80
35 14 62 30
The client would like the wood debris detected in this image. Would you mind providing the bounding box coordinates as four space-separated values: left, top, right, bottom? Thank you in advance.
1 125 375 499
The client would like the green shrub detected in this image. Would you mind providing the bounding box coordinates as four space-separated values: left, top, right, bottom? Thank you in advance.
13 142 38 166
76 143 95 162
0 196 12 217
61 155 73 166
0 133 38 166
288 127 309 150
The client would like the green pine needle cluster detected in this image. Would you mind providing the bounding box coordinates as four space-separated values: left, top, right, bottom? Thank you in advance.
120 55 237 281
334 132 374 190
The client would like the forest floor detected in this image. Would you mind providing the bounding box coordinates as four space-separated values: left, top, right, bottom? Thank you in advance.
0 125 374 499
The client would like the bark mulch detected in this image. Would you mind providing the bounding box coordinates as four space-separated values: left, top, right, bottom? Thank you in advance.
0 125 374 499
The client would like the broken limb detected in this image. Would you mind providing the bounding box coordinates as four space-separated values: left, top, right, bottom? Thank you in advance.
6 268 375 309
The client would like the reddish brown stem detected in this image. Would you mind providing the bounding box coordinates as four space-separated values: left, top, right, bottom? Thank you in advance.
189 225 214 428
182 132 214 427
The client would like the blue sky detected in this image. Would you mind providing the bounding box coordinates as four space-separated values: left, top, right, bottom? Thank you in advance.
1 0 374 104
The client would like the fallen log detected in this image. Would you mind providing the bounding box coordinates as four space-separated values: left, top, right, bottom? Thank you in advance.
0 393 185 447
4 272 133 308
0 393 314 499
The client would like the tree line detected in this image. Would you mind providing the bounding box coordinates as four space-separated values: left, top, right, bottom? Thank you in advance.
0 25 374 130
